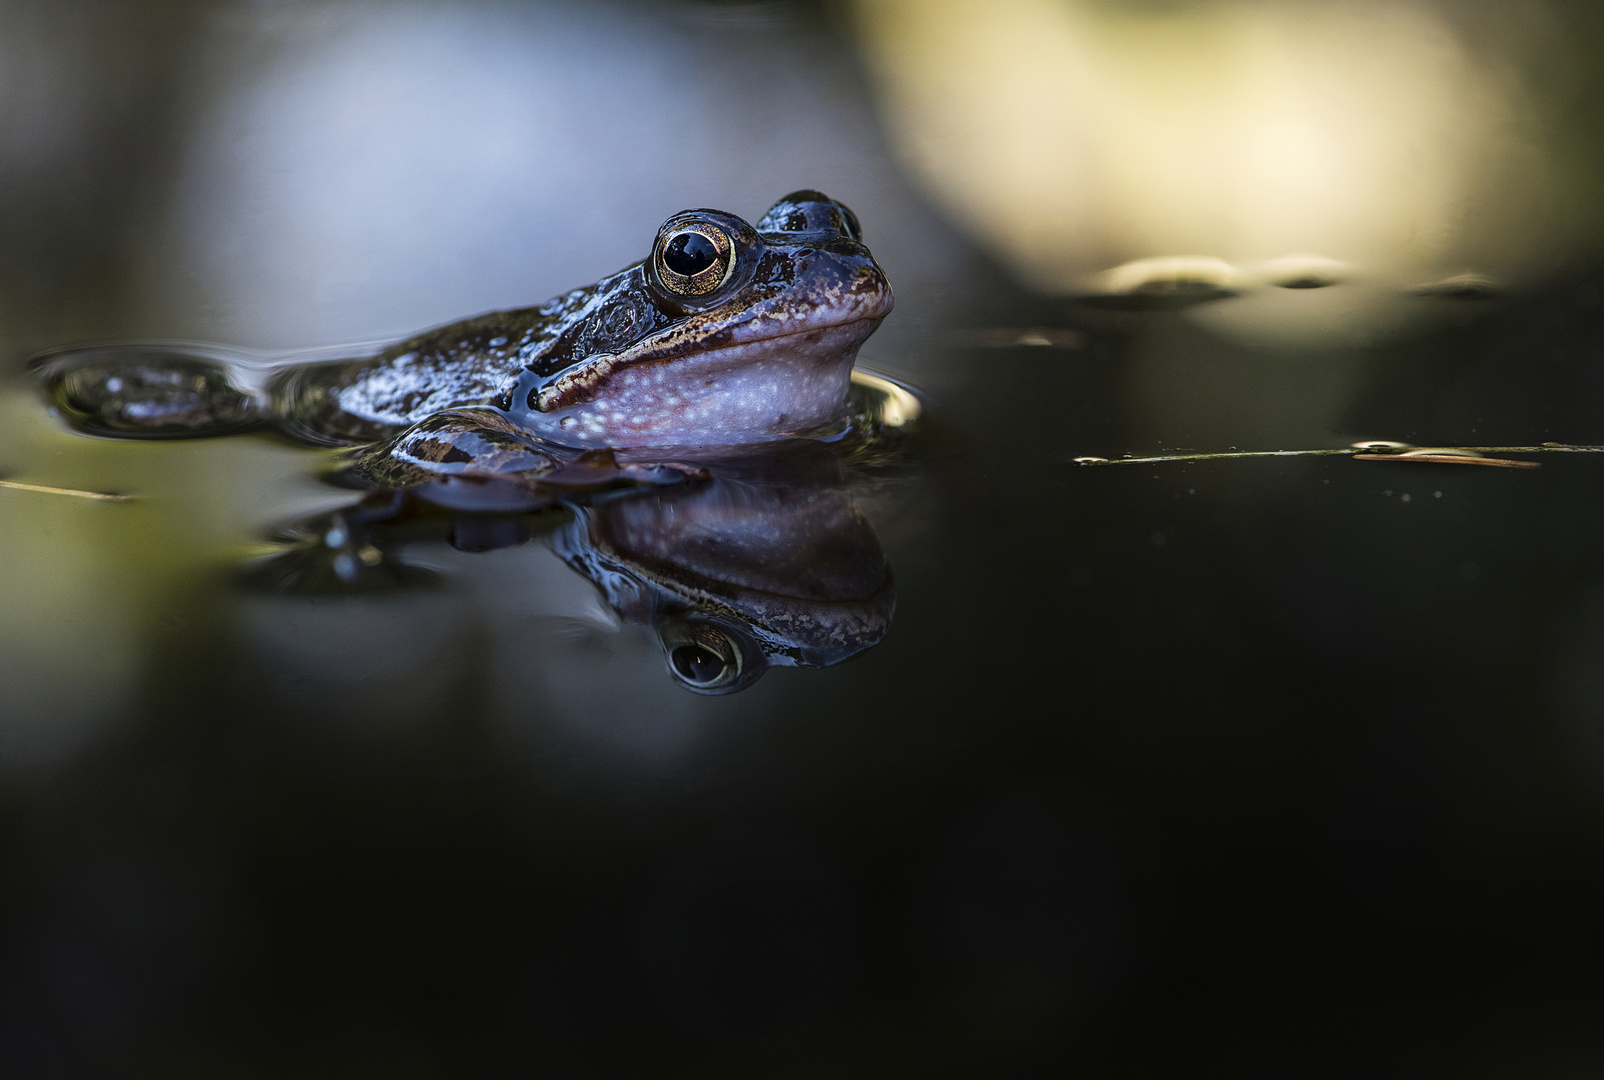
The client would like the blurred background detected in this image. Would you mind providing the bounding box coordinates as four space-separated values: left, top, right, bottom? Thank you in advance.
4 0 1604 1074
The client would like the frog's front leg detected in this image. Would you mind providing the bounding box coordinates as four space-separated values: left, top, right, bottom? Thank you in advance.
343 408 706 511
33 346 265 438
340 407 566 506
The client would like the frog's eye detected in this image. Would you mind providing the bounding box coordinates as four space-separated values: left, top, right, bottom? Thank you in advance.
658 618 760 693
655 223 735 297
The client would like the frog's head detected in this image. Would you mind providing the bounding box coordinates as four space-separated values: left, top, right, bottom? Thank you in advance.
508 190 893 449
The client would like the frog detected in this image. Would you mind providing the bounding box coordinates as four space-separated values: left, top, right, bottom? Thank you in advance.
37 191 907 692
35 190 894 489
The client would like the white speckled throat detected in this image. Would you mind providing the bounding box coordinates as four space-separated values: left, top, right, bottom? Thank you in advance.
518 314 884 450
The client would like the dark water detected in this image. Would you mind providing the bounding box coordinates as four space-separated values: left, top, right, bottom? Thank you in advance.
6 1 1604 1076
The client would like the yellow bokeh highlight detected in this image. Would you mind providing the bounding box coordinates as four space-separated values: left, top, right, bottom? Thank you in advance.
852 0 1576 291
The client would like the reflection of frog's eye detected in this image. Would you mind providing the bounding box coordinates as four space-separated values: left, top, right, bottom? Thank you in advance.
670 641 737 689
658 619 753 693
655 223 735 297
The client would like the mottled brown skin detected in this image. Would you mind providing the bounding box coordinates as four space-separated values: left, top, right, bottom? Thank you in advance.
35 191 891 477
269 311 551 446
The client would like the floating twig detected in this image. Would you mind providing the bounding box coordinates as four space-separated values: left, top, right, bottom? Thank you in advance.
1069 441 1604 468
1073 448 1354 466
1352 450 1539 469
0 479 131 501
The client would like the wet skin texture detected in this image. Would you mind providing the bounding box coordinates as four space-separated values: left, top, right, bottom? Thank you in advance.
267 190 893 454
31 192 901 693
37 191 891 468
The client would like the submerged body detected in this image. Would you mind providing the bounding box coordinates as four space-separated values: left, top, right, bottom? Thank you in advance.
40 191 893 468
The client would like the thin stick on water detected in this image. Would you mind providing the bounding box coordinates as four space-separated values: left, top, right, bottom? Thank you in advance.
0 479 131 501
1068 442 1604 469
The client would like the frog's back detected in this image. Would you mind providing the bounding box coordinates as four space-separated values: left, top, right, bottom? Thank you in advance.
32 282 593 444
271 306 558 445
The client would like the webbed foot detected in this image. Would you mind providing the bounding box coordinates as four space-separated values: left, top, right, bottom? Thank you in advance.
33 345 264 438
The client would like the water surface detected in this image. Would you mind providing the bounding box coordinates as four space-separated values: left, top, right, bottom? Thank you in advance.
5 1 1604 1075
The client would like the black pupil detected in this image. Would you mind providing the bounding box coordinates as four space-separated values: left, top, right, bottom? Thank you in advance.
671 645 727 685
664 232 719 276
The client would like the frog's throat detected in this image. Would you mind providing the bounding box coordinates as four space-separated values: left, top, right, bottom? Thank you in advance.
532 314 882 413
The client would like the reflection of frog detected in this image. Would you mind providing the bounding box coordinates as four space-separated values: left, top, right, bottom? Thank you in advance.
253 441 894 694
36 190 893 473
552 442 894 693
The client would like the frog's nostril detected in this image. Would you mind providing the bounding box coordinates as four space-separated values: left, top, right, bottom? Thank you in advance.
597 299 639 340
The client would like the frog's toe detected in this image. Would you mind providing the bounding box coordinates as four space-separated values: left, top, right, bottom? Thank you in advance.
32 345 264 438
344 408 563 489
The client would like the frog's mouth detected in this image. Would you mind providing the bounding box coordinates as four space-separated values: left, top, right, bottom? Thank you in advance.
532 260 893 414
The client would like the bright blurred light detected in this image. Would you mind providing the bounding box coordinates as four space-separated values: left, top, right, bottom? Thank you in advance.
850 369 922 428
851 0 1582 292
